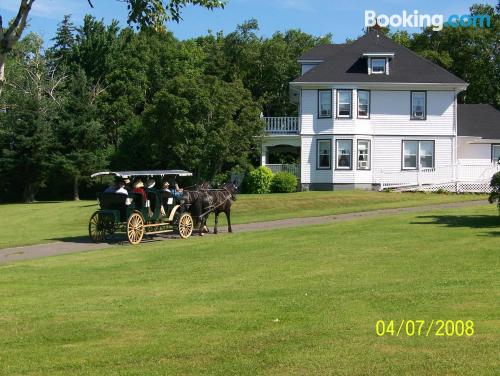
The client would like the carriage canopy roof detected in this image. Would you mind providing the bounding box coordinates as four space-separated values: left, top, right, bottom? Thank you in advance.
91 170 193 178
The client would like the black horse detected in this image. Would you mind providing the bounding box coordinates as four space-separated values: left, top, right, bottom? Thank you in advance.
184 182 238 235
208 182 238 234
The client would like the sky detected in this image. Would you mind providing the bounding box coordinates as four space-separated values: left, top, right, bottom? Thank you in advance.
0 0 497 46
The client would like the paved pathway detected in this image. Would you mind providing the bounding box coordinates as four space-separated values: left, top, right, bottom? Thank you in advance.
0 200 488 264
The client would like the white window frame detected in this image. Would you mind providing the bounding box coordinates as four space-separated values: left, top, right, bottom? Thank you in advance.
402 141 419 170
317 139 331 170
492 144 500 164
336 139 353 170
411 91 427 120
419 141 434 169
402 140 435 170
371 58 386 74
357 140 371 170
336 90 352 118
357 90 370 118
318 90 332 118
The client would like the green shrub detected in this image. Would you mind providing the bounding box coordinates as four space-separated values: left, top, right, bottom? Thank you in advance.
243 166 273 194
212 171 231 187
488 171 500 214
270 172 298 193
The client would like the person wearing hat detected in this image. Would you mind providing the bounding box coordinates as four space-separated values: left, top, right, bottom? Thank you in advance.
123 177 133 194
163 180 183 199
132 179 147 201
104 179 128 195
146 178 156 190
132 179 153 216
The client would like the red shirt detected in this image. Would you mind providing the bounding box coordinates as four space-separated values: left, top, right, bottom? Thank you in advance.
133 187 148 202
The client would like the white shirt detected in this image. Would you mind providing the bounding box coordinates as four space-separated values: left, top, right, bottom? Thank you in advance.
115 187 128 195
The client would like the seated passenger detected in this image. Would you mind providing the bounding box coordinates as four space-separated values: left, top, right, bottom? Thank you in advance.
146 178 156 190
132 179 147 201
123 177 133 194
104 180 128 195
115 181 128 195
133 179 152 217
163 181 183 199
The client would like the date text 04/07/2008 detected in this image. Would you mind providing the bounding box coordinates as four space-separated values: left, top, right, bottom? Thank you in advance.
375 320 474 337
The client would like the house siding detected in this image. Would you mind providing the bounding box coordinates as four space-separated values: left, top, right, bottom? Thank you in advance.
458 137 498 165
301 89 455 136
287 86 463 189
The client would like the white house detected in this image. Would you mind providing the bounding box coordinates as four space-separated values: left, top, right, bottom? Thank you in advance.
261 29 500 192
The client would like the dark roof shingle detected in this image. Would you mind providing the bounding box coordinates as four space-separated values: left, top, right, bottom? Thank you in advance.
298 44 345 60
293 30 465 84
458 104 500 139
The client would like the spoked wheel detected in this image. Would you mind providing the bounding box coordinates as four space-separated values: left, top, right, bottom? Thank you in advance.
89 212 107 242
127 211 145 245
178 213 193 239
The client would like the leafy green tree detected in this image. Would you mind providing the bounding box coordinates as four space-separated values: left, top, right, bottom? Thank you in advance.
488 172 500 214
0 0 227 98
195 19 331 116
408 3 499 108
141 75 262 180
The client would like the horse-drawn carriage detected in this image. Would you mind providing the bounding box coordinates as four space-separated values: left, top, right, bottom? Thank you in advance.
88 170 194 244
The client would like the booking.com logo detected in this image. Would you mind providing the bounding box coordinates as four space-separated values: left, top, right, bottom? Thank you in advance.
365 10 491 31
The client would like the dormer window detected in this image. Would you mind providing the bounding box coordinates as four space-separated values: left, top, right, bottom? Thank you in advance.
363 53 393 75
371 58 386 74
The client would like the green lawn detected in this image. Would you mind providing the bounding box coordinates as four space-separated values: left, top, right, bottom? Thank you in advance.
0 190 487 249
0 205 498 375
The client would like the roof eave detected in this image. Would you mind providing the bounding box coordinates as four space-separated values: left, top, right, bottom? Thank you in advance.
290 81 468 91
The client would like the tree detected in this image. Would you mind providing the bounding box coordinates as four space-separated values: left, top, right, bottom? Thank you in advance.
195 19 331 116
141 75 262 180
407 3 499 108
0 0 227 98
489 172 500 214
0 0 35 97
48 15 75 65
0 34 61 202
53 68 108 200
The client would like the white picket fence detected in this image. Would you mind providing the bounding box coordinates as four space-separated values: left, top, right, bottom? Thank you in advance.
378 163 500 193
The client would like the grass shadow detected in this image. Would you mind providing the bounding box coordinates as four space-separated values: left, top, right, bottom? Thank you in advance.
412 214 500 237
49 232 181 245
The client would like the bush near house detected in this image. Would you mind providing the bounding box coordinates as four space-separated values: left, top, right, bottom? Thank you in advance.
488 172 500 214
270 172 298 193
243 166 273 193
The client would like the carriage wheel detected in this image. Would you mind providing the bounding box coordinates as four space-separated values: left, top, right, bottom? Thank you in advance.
178 213 193 239
89 212 106 242
127 212 145 245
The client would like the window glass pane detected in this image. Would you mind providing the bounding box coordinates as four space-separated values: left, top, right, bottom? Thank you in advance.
337 140 352 169
318 140 331 168
319 91 331 117
371 59 385 73
338 90 351 117
419 141 434 168
357 140 370 169
358 91 369 117
403 141 418 169
492 145 500 163
412 92 426 118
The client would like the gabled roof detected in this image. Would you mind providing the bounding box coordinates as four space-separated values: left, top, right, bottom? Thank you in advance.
458 104 500 139
298 44 345 61
293 30 465 84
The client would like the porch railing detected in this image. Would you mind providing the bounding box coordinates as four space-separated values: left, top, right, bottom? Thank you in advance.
266 164 301 179
263 117 299 134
